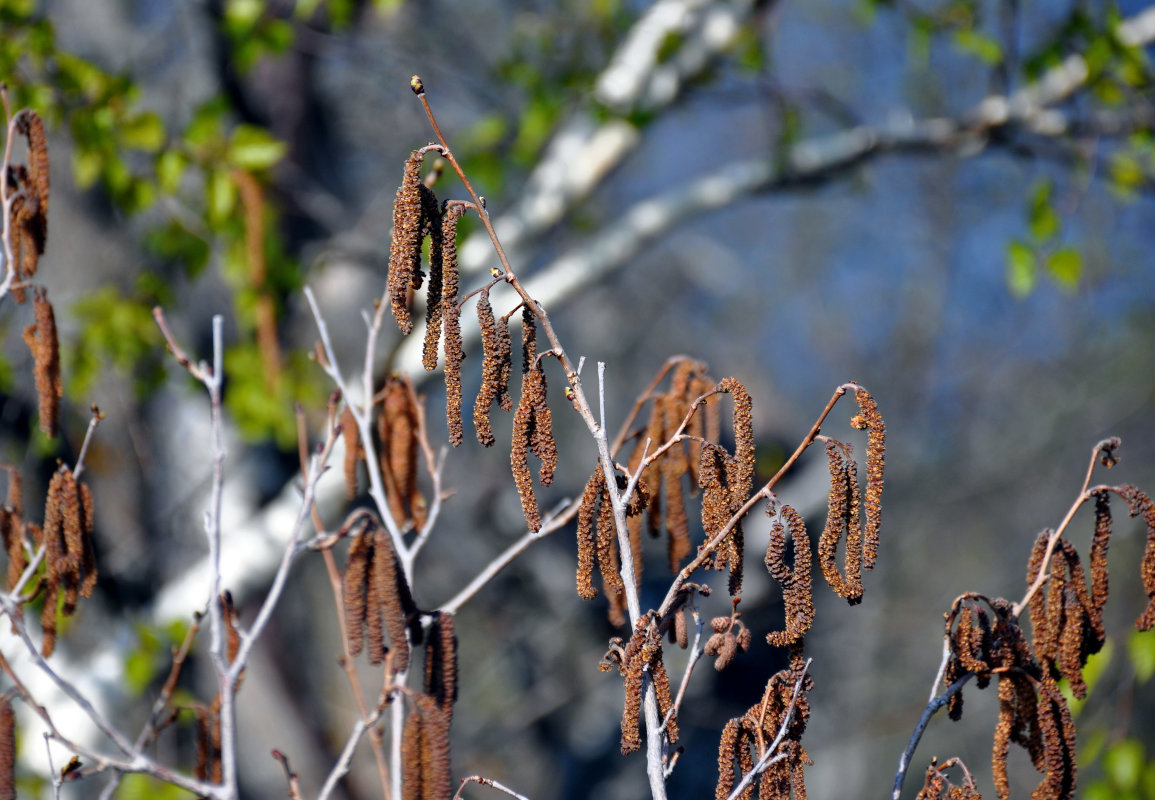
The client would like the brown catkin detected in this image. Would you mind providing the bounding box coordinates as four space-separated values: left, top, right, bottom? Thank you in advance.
388 151 426 334
511 372 540 533
340 406 361 501
993 674 1011 798
716 718 741 800
23 289 62 438
652 644 678 744
0 696 13 800
1026 530 1052 659
525 368 557 487
818 442 851 599
595 479 623 596
343 527 372 657
416 693 451 800
401 704 424 800
495 311 514 412
19 110 50 233
379 376 419 528
1118 485 1155 631
424 612 458 717
852 388 885 569
473 292 500 446
440 206 466 446
371 526 410 669
620 617 652 754
765 505 814 647
1090 490 1111 618
576 467 604 600
662 393 692 572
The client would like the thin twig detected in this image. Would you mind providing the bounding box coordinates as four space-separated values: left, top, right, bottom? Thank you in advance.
890 673 973 800
451 775 533 800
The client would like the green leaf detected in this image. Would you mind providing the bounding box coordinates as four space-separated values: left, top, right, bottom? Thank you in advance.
224 0 263 29
207 168 238 224
1006 240 1036 298
155 149 188 194
1029 181 1061 242
1104 739 1145 790
71 147 103 189
1128 629 1155 684
227 124 287 170
954 29 1003 66
1111 152 1145 195
120 111 165 152
1045 247 1082 291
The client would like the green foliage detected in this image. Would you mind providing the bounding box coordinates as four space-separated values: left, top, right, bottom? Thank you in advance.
1128 629 1155 684
1005 180 1083 297
124 621 188 697
117 774 195 800
225 346 326 448
67 284 167 402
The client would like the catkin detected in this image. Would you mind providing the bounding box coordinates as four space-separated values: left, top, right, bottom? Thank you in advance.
416 693 451 800
401 703 424 800
441 206 466 446
340 406 361 501
388 150 426 334
765 505 814 648
0 696 13 800
473 292 500 446
511 373 540 533
851 388 885 569
1117 485 1155 631
424 611 458 717
576 467 604 600
23 289 62 438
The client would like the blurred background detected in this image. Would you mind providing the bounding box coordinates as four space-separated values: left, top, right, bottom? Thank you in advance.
1 0 1154 798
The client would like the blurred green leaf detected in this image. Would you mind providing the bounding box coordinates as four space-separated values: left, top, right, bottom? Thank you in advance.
71 147 103 189
1128 629 1155 684
120 111 165 152
1006 240 1036 298
227 125 287 170
207 168 238 224
1045 247 1082 291
1104 740 1146 790
1029 180 1061 242
225 0 263 29
155 149 188 194
1111 152 1145 196
953 29 1003 65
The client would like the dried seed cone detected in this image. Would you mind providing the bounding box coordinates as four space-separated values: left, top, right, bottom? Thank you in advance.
388 151 426 334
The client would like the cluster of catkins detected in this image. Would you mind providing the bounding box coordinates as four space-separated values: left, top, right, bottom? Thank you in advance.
4 108 61 437
385 149 556 533
1 465 97 657
934 439 1155 800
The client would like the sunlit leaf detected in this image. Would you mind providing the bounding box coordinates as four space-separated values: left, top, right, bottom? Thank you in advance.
1045 247 1082 291
954 29 1003 65
1128 629 1155 684
1104 739 1145 790
1006 240 1036 298
228 124 287 170
120 111 165 152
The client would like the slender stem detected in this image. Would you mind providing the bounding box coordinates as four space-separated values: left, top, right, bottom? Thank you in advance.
891 673 973 800
451 775 533 800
